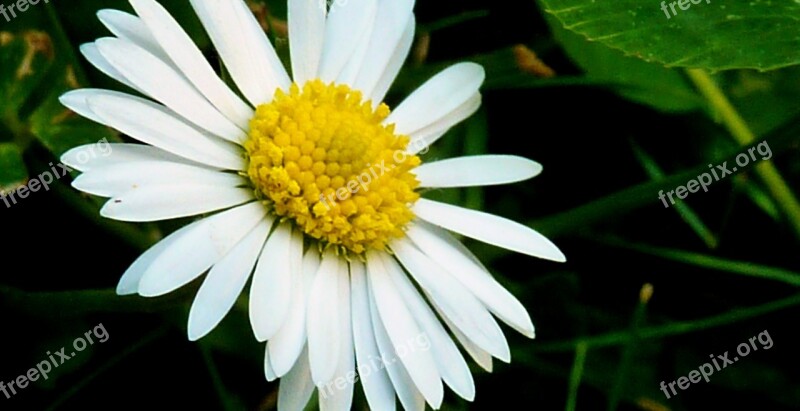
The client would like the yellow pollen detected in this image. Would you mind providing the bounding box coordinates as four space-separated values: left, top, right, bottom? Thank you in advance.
244 80 421 254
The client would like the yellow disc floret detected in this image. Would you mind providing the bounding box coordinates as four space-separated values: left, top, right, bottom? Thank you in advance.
245 80 421 254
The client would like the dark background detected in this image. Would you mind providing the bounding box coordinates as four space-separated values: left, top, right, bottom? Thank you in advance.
1 0 799 410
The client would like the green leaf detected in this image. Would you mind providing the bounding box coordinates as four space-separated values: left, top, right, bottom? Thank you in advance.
543 12 702 112
0 143 27 192
0 30 55 118
540 0 800 70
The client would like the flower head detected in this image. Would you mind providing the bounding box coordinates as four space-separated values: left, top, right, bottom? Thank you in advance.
61 0 566 409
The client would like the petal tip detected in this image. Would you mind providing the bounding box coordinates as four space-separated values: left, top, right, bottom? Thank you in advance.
115 284 136 296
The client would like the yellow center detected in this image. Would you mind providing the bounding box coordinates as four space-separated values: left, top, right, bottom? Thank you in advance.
244 80 421 254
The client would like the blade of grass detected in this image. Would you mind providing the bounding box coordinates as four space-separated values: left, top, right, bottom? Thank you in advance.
607 285 652 411
534 292 800 352
531 167 701 238
565 341 588 411
532 130 795 239
630 140 718 249
200 342 245 411
592 234 800 287
687 68 800 238
734 175 781 220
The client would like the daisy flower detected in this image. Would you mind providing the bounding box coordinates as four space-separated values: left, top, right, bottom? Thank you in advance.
60 0 566 409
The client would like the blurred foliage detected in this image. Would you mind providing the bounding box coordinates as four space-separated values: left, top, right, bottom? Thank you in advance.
1 0 800 410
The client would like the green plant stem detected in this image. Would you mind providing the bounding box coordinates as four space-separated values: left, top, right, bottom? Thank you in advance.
607 286 650 411
533 292 800 352
630 139 718 248
200 342 242 411
565 342 588 411
686 68 800 237
591 235 800 287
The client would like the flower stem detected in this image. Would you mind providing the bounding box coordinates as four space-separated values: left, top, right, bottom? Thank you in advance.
686 68 800 237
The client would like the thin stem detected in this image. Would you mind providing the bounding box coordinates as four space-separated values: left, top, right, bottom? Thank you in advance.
591 234 800 287
534 292 800 352
564 342 588 411
686 68 800 237
607 285 651 411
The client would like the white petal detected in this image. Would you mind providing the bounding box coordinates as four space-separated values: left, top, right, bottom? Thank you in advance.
130 0 254 128
413 199 566 262
96 9 170 62
415 155 542 189
370 16 415 104
137 202 266 296
79 44 142 94
288 0 326 85
265 349 278 382
60 88 118 126
407 93 481 155
352 0 415 96
190 0 290 106
278 346 316 411
317 0 378 82
84 92 245 170
366 252 443 409
61 142 200 173
386 63 484 136
100 185 253 223
116 221 196 295
391 239 510 362
437 309 493 373
368 282 426 411
350 261 396 411
73 161 244 198
249 222 295 341
318 267 355 411
335 16 376 86
268 229 313 376
408 222 535 338
60 87 130 127
383 256 475 401
307 249 341 385
95 37 245 143
187 218 271 341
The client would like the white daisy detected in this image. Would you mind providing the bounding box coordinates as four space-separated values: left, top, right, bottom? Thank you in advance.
61 0 566 409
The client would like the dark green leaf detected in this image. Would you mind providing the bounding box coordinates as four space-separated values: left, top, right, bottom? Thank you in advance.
544 12 702 112
540 0 800 70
